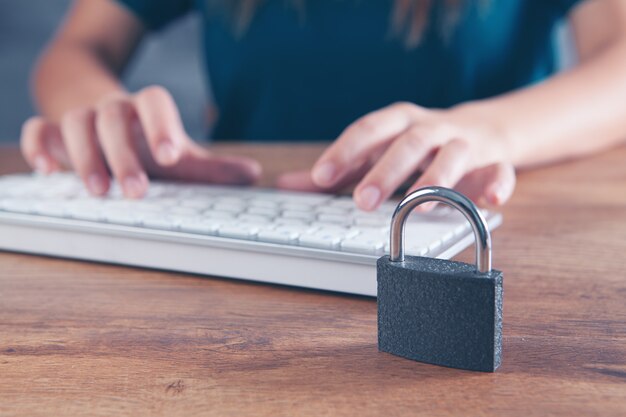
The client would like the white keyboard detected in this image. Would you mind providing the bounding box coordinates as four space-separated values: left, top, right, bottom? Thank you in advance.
0 173 501 296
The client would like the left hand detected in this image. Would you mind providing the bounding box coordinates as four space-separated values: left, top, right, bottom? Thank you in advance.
277 102 516 211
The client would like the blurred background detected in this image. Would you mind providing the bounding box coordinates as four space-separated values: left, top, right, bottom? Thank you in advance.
0 0 207 143
0 1 575 145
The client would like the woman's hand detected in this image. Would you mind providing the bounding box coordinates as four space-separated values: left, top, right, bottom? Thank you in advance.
277 102 516 211
20 86 261 198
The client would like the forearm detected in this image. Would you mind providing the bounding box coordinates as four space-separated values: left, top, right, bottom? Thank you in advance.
466 37 626 169
31 0 146 122
33 41 126 122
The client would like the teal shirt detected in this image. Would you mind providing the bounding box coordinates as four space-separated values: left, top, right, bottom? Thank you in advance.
117 0 583 141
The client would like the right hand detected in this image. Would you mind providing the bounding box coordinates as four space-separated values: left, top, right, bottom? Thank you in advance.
20 86 261 198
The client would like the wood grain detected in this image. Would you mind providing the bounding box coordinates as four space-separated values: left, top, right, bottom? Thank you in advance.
1 143 625 417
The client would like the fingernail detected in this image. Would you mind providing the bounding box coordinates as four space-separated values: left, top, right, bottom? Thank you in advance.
34 155 50 174
123 174 147 198
157 142 178 164
312 162 336 186
490 185 508 205
87 173 107 195
357 185 381 211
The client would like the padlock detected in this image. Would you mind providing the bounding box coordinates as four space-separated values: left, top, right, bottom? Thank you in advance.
377 187 503 372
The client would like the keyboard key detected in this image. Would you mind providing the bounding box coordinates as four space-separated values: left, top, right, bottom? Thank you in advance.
246 206 278 217
141 215 178 230
167 206 200 216
218 224 260 240
317 206 350 215
382 242 429 257
204 210 236 220
179 218 221 235
265 192 330 205
238 214 272 223
298 233 342 250
104 210 139 226
407 244 429 256
1 199 35 214
282 210 315 221
354 216 388 227
33 202 67 218
327 198 356 209
404 222 458 242
298 227 359 250
378 201 399 213
308 224 355 236
257 227 301 244
149 198 179 207
248 199 279 209
351 225 389 235
274 218 308 226
212 203 244 213
341 237 385 255
121 202 163 213
282 202 313 212
179 199 212 210
317 213 351 226
144 184 166 198
67 206 103 222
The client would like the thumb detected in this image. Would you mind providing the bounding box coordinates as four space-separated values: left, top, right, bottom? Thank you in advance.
156 143 262 185
455 162 516 207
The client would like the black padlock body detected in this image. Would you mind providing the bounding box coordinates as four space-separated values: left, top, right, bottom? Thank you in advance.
377 255 503 372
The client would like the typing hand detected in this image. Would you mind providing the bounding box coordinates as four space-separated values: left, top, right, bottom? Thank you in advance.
277 102 516 211
20 86 261 198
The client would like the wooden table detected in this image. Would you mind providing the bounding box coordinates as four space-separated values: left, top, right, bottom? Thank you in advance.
1 144 625 416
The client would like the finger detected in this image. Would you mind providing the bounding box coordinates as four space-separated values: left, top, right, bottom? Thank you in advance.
133 85 186 166
95 96 148 198
275 170 326 192
60 108 110 196
20 117 66 173
406 139 472 212
311 102 425 188
278 143 388 193
126 114 262 185
352 125 448 211
148 142 262 185
276 161 372 193
456 162 516 207
47 128 72 169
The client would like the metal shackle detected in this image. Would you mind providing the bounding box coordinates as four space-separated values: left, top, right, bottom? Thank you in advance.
389 187 492 273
